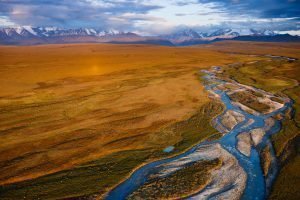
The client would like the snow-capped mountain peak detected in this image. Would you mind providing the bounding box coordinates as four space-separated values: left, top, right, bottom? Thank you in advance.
178 28 201 38
0 26 294 46
162 28 202 42
0 26 134 38
209 28 235 37
161 28 280 43
23 26 38 36
249 29 275 36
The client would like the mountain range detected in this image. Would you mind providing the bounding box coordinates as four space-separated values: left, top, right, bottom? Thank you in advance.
0 26 299 46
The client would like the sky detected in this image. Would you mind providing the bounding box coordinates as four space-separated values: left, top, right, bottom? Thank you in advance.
0 0 299 35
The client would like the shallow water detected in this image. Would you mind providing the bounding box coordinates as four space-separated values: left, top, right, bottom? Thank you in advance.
106 66 292 200
163 146 175 153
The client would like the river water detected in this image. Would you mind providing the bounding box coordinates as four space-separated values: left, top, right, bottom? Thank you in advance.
106 64 293 200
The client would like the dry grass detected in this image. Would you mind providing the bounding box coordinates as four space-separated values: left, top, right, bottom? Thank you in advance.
0 66 208 185
201 41 300 58
0 101 223 200
0 43 254 96
1 42 298 199
0 44 255 189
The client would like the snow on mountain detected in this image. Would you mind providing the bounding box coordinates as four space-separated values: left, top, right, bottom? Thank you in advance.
165 28 278 42
15 27 23 35
208 28 237 37
162 28 235 42
208 28 276 37
2 28 16 36
206 28 274 38
0 26 279 40
231 29 253 36
0 26 144 45
162 28 202 42
0 26 135 38
0 26 291 45
85 28 91 35
106 29 121 35
249 29 276 36
23 26 38 36
42 27 59 32
84 28 98 35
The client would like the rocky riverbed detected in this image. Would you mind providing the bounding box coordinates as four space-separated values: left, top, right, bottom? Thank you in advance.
105 62 293 200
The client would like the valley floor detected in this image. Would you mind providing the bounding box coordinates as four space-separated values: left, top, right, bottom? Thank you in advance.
0 42 299 199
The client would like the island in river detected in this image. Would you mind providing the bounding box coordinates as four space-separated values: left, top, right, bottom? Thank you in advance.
106 57 294 200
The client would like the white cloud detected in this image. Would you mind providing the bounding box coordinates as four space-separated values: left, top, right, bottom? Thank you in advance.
0 0 299 34
0 16 16 27
276 30 300 36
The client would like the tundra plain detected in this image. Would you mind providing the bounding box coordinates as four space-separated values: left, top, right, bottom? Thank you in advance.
0 42 299 199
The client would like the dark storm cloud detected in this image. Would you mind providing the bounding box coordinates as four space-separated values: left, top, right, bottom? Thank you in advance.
0 0 163 28
193 19 300 32
197 0 300 19
170 0 299 32
0 0 299 33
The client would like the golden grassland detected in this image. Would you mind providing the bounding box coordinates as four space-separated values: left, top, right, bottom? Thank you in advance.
201 41 300 58
0 43 259 199
0 43 256 96
0 42 299 199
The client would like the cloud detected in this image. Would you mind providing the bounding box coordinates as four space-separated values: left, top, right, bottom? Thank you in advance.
0 0 299 34
172 0 199 6
277 29 300 35
193 18 300 32
0 0 163 29
0 16 16 26
197 0 300 19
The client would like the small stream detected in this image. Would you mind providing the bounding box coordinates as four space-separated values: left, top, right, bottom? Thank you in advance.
106 62 293 200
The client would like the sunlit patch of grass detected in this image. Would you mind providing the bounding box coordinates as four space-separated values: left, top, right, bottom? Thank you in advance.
223 59 298 94
240 65 262 75
0 43 255 96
